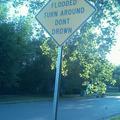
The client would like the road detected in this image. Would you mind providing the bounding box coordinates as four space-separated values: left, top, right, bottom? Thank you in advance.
0 96 120 120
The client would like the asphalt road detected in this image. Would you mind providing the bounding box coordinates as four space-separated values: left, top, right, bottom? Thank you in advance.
0 96 120 120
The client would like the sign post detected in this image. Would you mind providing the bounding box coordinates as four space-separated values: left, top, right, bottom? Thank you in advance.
36 0 96 120
53 46 62 120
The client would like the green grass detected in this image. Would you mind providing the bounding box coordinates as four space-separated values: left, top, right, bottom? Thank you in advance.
110 115 120 120
0 92 120 104
106 92 120 96
0 94 95 103
0 95 51 103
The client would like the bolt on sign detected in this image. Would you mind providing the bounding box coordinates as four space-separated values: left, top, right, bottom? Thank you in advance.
36 0 96 46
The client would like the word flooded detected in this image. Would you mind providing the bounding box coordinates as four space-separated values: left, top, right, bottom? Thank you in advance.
51 0 77 8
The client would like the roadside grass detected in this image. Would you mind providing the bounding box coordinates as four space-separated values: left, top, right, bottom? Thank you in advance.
110 115 120 120
0 91 120 103
0 95 51 103
0 94 95 103
61 94 96 100
106 92 120 96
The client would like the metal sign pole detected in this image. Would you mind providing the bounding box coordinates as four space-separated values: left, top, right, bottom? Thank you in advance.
53 46 63 120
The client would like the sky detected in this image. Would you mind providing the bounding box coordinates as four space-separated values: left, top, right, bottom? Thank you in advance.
8 2 29 17
7 2 120 66
107 26 120 66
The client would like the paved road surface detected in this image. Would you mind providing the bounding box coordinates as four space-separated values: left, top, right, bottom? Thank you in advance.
0 96 120 120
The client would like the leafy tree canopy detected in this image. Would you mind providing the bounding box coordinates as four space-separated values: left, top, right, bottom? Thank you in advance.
0 0 120 95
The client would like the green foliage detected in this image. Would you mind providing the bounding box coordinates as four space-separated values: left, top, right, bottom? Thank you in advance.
0 3 8 22
0 22 27 94
39 0 119 95
0 7 34 93
86 81 106 95
86 60 116 95
0 0 119 96
110 115 120 120
113 66 120 91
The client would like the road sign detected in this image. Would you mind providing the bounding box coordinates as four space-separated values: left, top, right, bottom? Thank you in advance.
36 0 96 46
36 1 96 120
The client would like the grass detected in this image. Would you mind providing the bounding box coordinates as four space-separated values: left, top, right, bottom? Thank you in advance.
0 95 51 103
110 115 120 120
0 94 96 104
0 91 120 103
106 92 120 96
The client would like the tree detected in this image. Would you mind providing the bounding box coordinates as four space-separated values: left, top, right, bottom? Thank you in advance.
0 2 8 22
0 18 32 94
113 66 120 91
39 0 120 95
18 40 55 95
86 59 116 96
0 0 55 95
0 0 119 96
